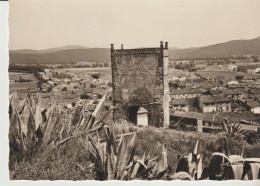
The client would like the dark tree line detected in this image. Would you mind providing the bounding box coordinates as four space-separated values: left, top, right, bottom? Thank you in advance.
9 64 45 74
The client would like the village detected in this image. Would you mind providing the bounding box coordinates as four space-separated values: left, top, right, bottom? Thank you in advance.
9 54 260 137
169 58 260 133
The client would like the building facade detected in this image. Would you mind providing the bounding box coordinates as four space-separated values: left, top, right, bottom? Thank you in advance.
199 95 231 113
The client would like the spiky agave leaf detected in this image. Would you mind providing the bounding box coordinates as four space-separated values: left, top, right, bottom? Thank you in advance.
27 94 36 112
106 155 115 180
9 91 17 118
26 105 37 152
13 108 27 152
130 161 141 179
87 133 106 177
44 101 56 126
34 95 42 130
197 155 203 180
92 93 106 119
116 133 127 178
230 164 244 180
19 104 30 131
71 105 84 126
40 104 59 149
154 145 168 176
193 140 199 155
249 163 260 180
120 133 136 179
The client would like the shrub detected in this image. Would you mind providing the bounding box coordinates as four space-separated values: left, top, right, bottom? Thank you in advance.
80 93 91 99
91 73 100 79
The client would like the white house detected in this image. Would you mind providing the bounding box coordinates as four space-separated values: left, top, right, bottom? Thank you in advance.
171 99 189 112
227 80 238 85
199 95 231 113
245 99 260 115
255 68 260 74
137 107 148 127
170 89 201 99
228 65 238 71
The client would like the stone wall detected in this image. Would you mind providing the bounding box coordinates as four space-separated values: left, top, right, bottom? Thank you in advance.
111 42 169 127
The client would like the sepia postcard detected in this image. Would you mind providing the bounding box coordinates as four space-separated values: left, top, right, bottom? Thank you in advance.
2 0 260 184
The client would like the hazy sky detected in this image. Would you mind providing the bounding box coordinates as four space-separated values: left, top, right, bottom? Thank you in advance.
9 0 260 50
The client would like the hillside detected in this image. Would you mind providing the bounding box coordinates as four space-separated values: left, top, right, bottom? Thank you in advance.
9 45 89 54
9 36 260 64
9 48 110 64
169 36 260 58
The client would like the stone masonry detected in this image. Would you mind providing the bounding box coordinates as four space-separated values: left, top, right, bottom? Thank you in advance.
110 42 170 127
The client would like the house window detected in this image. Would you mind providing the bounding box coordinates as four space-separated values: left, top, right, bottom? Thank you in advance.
208 122 212 127
202 121 205 126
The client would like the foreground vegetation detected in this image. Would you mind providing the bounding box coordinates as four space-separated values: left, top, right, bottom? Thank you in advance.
9 92 260 180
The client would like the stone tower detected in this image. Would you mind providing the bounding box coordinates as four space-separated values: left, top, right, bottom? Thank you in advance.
110 41 169 127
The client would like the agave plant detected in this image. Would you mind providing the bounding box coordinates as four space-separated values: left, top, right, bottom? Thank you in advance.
87 125 169 180
130 144 169 180
221 118 241 138
9 91 111 161
87 128 136 180
175 140 203 180
9 91 60 159
42 93 114 153
206 137 260 180
209 153 260 180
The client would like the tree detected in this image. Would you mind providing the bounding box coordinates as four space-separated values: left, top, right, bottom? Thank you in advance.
235 75 244 80
80 93 91 99
62 87 67 91
47 86 52 93
252 56 259 62
91 73 100 79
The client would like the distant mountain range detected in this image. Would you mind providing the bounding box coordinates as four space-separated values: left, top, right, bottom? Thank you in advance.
10 45 89 54
169 36 260 58
10 47 110 64
9 36 260 64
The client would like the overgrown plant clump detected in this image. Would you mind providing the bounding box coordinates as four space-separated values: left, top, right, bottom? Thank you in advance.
9 92 260 180
9 92 109 170
87 127 171 180
9 92 60 163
